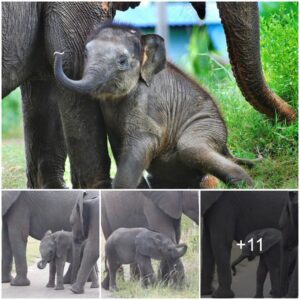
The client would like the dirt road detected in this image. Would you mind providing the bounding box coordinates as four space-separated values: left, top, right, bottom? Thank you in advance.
2 262 99 298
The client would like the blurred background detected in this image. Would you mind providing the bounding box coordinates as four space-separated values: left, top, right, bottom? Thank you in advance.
2 1 298 188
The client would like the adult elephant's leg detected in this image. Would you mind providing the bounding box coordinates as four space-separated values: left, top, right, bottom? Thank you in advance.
7 212 30 286
44 2 112 188
71 239 99 294
201 221 215 295
21 80 67 189
58 92 111 188
2 221 13 283
209 218 235 298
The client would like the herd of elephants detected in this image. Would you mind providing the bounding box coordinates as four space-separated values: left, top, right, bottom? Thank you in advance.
1 1 299 300
1 190 298 298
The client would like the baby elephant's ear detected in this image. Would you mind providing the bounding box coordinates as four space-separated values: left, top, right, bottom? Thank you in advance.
140 34 166 86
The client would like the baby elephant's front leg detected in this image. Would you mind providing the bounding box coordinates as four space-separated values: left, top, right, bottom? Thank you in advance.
46 261 56 288
55 258 66 290
113 138 154 188
136 254 155 288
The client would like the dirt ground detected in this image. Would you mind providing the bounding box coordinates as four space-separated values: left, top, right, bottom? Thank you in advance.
2 261 99 298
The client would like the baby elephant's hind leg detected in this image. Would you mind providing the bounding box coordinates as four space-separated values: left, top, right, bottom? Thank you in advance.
178 142 253 187
89 265 99 288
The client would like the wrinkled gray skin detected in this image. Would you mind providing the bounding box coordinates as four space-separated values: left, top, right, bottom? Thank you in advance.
101 191 198 287
201 191 291 298
54 24 255 189
231 228 282 298
70 192 99 294
37 230 99 290
279 191 298 298
2 191 97 286
102 227 187 291
3 3 294 190
2 2 124 189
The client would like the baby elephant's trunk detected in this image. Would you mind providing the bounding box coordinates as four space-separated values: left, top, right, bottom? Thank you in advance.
37 260 47 270
231 254 247 276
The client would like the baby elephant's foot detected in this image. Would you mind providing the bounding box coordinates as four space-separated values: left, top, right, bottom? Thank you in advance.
46 281 55 288
71 283 84 294
10 276 30 286
212 287 235 298
109 285 118 292
55 284 64 290
91 281 99 288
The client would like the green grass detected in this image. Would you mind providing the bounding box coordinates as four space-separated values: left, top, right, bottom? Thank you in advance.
2 3 298 189
101 216 199 298
186 2 298 188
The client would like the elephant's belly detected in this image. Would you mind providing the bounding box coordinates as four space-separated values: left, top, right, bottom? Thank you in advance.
147 154 203 188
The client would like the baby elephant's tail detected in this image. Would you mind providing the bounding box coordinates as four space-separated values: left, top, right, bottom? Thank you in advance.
224 147 263 168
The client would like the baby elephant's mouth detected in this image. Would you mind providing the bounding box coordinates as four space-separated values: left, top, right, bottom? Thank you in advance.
37 260 48 269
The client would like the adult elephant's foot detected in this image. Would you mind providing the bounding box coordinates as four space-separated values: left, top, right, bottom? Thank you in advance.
201 285 214 295
55 285 64 290
71 283 84 294
212 287 235 298
10 276 30 286
2 274 13 283
90 281 99 288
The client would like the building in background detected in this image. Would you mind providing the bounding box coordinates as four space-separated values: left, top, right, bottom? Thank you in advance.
115 2 228 65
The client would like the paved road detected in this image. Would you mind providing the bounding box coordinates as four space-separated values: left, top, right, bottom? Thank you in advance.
203 246 272 298
2 262 99 298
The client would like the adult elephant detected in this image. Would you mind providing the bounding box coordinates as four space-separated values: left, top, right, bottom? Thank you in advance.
101 191 199 286
279 191 298 297
201 191 291 298
70 192 99 294
2 2 137 189
2 190 98 286
3 3 294 190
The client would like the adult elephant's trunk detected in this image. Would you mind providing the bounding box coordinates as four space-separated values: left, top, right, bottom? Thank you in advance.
216 2 296 123
54 52 100 94
231 254 247 276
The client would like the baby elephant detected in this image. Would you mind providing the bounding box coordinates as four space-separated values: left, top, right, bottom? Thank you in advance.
37 230 99 290
231 228 282 298
54 23 257 189
101 227 188 291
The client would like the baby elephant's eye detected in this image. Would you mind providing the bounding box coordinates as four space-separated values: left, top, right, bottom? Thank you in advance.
117 55 129 69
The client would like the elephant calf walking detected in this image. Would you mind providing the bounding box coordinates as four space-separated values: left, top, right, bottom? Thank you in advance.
231 228 282 298
101 227 187 291
38 230 99 290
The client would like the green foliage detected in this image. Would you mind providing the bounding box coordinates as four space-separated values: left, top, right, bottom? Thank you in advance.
187 4 298 188
260 2 298 107
2 88 23 138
